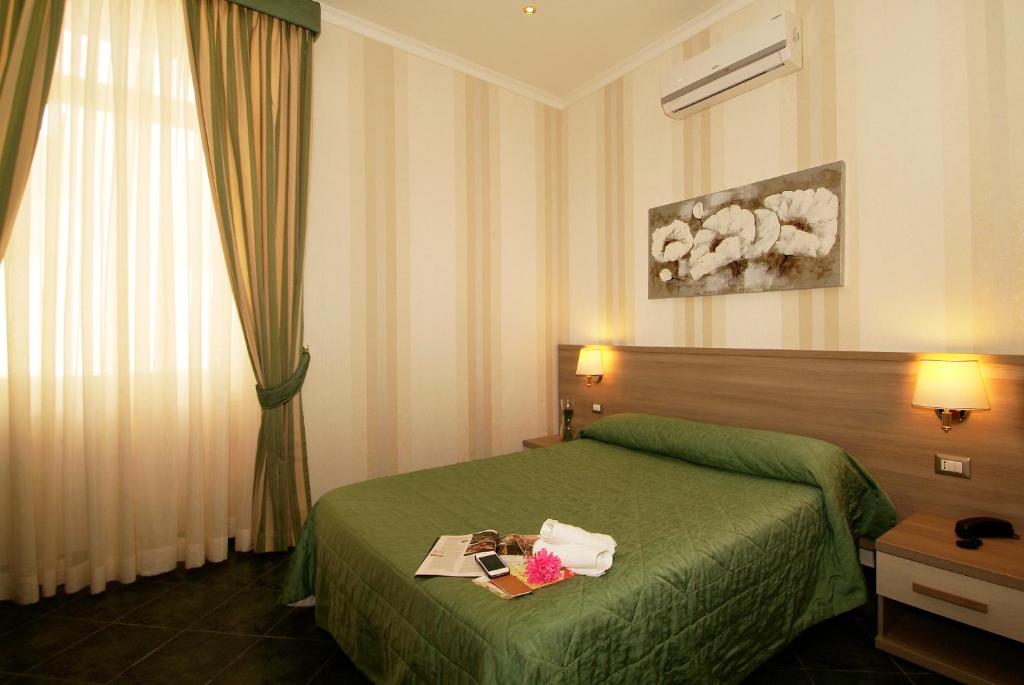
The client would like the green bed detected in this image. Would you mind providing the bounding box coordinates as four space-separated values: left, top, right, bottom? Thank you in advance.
283 413 896 684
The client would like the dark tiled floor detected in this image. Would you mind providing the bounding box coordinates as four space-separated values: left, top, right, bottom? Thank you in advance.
0 554 948 684
0 547 365 684
741 571 952 685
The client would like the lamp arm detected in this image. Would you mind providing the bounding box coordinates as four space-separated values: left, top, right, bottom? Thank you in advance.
934 408 970 432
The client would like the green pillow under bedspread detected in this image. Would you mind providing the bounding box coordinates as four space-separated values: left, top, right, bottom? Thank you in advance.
284 413 896 684
580 413 897 590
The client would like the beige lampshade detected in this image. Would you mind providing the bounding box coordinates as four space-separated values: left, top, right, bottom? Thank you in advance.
576 347 604 377
912 360 990 410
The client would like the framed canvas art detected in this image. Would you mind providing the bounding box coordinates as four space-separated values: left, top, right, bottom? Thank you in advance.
648 161 844 299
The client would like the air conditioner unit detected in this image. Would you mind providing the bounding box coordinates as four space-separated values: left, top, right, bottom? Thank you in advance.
661 12 802 119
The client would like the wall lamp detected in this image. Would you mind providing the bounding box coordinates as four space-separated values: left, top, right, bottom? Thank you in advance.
912 359 990 431
576 347 604 387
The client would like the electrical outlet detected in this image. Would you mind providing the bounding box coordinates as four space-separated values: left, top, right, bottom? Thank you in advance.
934 453 971 479
592 403 603 414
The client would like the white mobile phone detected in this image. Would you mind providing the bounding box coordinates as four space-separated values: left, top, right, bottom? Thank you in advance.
474 551 510 578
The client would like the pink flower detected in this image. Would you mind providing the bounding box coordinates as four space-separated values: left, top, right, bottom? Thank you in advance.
525 549 562 585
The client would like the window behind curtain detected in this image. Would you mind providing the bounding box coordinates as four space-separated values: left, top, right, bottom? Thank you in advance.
0 0 260 603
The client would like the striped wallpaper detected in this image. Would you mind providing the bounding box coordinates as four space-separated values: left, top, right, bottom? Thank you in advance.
303 24 566 497
567 0 1023 355
302 0 1023 497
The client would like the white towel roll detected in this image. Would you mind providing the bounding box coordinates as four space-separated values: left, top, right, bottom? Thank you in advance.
533 540 613 577
539 519 617 552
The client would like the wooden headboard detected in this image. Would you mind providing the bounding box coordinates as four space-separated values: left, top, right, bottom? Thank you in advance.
557 345 1024 526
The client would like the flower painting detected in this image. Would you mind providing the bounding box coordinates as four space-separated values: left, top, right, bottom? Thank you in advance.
648 161 844 298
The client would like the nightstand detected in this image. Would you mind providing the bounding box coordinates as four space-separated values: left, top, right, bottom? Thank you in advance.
522 435 563 449
875 512 1024 685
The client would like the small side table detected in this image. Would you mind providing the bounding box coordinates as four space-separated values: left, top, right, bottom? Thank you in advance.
875 512 1024 685
522 435 563 449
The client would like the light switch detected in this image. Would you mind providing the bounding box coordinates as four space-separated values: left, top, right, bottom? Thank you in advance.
592 403 603 414
934 453 970 479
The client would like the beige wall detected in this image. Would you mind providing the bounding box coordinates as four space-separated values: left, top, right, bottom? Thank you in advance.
303 0 1024 498
565 0 1024 354
303 23 566 500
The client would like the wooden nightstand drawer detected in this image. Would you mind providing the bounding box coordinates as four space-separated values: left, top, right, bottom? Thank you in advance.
877 552 1024 642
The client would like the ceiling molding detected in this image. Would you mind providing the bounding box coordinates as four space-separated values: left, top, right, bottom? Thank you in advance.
319 0 757 110
560 0 757 107
319 5 564 109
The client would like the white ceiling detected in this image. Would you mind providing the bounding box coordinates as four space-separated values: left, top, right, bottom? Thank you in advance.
321 0 727 105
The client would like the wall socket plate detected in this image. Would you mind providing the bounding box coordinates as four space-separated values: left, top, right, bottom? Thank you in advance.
934 453 971 479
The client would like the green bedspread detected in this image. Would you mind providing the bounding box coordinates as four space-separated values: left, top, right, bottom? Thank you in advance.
283 413 896 684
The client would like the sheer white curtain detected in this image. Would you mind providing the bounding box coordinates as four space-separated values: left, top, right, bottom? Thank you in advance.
0 0 260 605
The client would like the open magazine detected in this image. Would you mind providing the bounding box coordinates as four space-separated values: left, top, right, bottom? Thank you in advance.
415 530 538 577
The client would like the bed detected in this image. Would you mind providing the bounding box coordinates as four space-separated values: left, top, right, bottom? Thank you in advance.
283 413 896 684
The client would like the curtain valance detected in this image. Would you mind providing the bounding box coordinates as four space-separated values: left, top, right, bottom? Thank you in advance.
225 0 320 34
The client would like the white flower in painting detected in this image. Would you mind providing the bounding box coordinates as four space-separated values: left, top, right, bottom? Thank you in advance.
687 229 716 267
663 241 689 262
684 205 756 280
764 187 838 257
659 268 673 282
774 225 820 257
692 201 704 221
691 235 744 280
742 262 774 290
650 219 693 263
703 204 755 243
742 209 781 259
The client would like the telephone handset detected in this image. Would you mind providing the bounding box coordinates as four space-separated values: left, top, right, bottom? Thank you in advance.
954 516 1018 549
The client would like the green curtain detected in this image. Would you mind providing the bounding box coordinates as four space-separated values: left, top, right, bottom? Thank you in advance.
0 0 66 262
182 0 314 552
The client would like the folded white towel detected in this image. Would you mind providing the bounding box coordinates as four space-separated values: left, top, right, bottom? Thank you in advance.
533 540 613 577
535 519 616 576
539 519 617 553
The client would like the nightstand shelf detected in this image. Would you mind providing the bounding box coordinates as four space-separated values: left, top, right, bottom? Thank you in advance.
875 512 1024 685
522 435 563 449
877 603 1024 685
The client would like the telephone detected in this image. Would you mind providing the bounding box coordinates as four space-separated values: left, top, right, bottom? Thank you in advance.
954 516 1018 549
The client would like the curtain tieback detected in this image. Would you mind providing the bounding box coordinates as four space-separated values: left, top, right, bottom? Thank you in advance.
256 346 311 409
